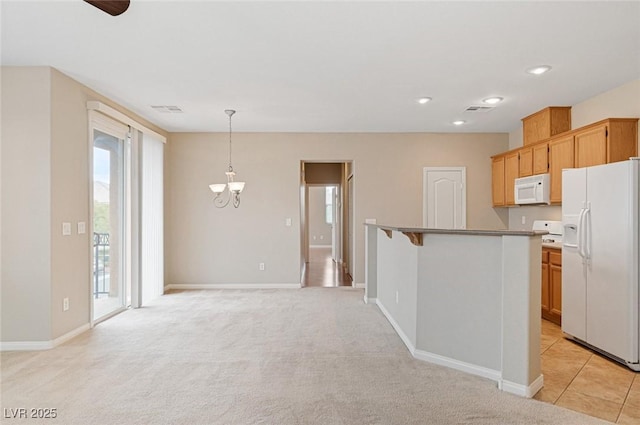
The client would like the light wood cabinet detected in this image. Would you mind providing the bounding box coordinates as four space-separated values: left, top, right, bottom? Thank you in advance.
522 106 572 145
574 119 638 168
532 143 549 175
490 116 637 208
574 124 607 168
491 156 505 207
549 134 574 204
542 248 561 326
504 152 519 206
519 147 533 177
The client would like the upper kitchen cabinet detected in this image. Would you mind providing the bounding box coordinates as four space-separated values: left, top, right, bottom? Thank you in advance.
504 151 519 206
522 107 572 146
549 134 574 204
532 143 549 175
574 119 638 168
491 155 505 207
519 147 533 177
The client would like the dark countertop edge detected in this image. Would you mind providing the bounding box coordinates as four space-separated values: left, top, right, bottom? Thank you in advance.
365 223 548 237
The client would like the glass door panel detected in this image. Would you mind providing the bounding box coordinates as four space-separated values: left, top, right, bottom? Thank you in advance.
93 129 125 321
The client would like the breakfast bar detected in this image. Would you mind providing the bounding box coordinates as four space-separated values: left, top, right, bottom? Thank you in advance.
364 223 548 397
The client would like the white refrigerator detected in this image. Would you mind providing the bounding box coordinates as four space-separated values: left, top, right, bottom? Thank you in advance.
562 158 639 371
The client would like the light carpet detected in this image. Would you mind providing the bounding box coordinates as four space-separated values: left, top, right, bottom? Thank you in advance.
1 288 610 424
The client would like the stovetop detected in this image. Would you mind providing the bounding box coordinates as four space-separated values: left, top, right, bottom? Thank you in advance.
532 220 563 249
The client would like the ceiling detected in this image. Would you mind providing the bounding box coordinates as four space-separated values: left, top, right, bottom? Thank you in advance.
2 1 639 133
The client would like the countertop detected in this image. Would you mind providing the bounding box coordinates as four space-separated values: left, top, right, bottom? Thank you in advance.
542 242 563 250
365 223 549 237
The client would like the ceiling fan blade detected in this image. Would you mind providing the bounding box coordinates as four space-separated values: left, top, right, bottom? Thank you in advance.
84 0 130 16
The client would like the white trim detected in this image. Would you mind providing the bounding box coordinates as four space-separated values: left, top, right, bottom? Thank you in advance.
375 300 416 355
52 324 91 347
309 244 332 248
1 341 53 351
1 323 91 351
363 295 376 304
165 283 302 290
498 374 544 398
354 282 365 289
413 349 502 382
87 101 166 143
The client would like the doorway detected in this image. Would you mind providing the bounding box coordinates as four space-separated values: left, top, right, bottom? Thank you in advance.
91 124 129 322
300 162 353 287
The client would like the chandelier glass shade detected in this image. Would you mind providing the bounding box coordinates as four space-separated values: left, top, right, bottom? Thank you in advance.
209 109 245 208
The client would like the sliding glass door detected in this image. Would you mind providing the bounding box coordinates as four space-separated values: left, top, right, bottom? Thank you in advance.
92 121 128 322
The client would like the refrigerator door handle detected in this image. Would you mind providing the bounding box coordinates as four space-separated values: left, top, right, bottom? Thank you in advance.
584 208 591 262
577 208 586 259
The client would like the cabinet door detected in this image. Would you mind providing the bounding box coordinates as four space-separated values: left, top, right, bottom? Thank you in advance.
541 262 549 315
532 143 549 175
550 263 562 323
491 156 505 206
519 148 533 177
575 124 607 168
504 152 519 205
549 135 574 203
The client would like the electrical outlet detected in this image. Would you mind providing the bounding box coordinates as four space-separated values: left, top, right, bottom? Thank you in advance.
62 222 71 236
259 263 265 271
63 298 69 311
395 291 399 304
521 216 526 225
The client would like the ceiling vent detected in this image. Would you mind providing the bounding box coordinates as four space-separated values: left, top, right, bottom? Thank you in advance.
151 105 183 113
465 105 495 113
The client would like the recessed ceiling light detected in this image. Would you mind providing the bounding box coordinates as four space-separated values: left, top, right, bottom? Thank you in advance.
482 97 503 105
526 65 552 75
452 120 466 126
417 97 432 104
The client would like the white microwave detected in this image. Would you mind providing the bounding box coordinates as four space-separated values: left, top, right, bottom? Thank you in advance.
514 173 550 205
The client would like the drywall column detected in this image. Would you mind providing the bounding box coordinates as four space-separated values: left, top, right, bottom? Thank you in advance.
364 223 377 303
0 67 53 345
499 235 543 397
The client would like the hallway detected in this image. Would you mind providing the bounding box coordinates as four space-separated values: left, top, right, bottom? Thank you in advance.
303 247 352 287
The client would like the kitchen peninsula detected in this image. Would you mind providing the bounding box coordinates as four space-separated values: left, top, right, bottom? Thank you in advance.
364 224 548 397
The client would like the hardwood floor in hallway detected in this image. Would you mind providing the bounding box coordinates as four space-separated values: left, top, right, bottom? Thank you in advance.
303 246 352 287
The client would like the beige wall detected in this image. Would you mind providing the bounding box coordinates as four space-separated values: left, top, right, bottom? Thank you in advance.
167 132 509 285
507 78 640 230
305 162 342 184
1 67 167 343
1 67 52 341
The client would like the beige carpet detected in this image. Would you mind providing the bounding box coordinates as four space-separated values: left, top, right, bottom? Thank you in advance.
2 288 610 424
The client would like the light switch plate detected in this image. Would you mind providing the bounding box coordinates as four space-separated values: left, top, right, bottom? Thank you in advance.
77 222 86 234
62 222 72 236
285 218 292 227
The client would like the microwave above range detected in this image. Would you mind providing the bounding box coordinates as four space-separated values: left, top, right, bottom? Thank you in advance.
514 173 550 205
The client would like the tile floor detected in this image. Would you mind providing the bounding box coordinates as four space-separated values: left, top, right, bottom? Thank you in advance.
536 319 640 423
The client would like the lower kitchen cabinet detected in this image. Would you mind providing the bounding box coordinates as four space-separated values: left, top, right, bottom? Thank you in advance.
542 248 562 325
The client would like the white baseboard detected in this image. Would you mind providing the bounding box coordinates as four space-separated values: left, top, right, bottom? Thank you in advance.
499 374 544 398
53 323 91 347
363 295 376 304
0 340 53 351
309 244 331 248
413 349 501 382
375 299 416 355
374 299 503 387
1 323 90 352
165 283 302 290
354 282 365 289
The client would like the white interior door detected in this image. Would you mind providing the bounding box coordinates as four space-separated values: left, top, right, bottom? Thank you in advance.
423 167 466 229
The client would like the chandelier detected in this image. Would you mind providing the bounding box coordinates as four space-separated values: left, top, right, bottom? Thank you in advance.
209 109 245 208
